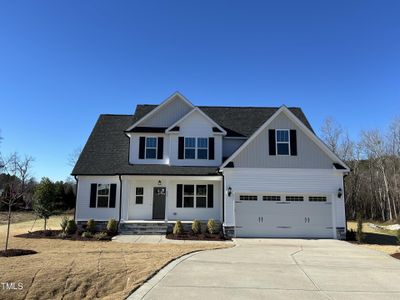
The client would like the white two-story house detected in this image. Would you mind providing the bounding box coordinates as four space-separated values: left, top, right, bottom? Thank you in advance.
72 92 349 239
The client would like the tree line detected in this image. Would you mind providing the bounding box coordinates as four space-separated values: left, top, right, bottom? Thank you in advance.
321 117 400 222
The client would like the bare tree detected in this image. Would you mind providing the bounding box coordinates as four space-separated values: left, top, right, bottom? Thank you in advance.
321 117 343 155
1 153 34 252
68 147 82 167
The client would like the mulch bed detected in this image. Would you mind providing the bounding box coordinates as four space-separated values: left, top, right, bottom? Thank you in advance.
391 253 400 260
166 232 230 241
0 249 37 257
15 230 113 241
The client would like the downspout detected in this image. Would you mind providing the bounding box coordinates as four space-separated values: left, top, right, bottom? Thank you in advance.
118 175 123 223
73 176 79 221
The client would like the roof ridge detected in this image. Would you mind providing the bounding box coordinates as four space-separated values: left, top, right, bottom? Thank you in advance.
136 104 303 109
100 114 133 116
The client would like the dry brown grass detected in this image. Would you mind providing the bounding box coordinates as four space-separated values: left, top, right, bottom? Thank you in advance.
0 211 37 225
347 221 400 255
0 215 231 300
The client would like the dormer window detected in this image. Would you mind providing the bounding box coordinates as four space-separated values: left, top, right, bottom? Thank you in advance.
183 137 209 159
145 137 157 159
276 130 290 155
197 138 208 159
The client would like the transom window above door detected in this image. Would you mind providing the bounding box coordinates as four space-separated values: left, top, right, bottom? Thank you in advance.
145 137 157 159
276 130 290 155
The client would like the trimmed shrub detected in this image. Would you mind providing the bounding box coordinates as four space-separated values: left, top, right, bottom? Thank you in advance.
173 220 184 235
356 214 364 243
192 220 201 234
65 220 77 235
94 232 110 241
60 215 69 232
106 218 118 235
82 231 93 238
86 219 96 234
207 219 219 234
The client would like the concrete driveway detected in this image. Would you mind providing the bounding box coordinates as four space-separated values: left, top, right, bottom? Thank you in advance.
131 239 400 299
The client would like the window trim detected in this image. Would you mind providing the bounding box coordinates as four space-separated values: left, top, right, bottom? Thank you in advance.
135 187 144 204
145 136 158 159
184 137 209 160
276 129 290 156
180 184 210 208
96 184 110 208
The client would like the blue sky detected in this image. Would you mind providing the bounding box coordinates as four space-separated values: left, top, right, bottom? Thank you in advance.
0 1 399 181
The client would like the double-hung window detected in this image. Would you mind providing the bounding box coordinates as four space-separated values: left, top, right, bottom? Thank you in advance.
183 185 194 207
184 138 196 159
145 137 157 159
178 184 212 208
196 185 207 207
197 138 208 159
276 130 290 155
97 184 110 207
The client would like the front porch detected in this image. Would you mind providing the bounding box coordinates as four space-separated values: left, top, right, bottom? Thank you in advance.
120 175 223 223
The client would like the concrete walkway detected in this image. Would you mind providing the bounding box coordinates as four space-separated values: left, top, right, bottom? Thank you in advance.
129 239 400 300
112 234 232 244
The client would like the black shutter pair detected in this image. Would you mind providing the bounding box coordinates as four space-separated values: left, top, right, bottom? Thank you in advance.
90 183 117 208
268 129 297 156
176 184 214 208
178 137 215 160
138 137 164 159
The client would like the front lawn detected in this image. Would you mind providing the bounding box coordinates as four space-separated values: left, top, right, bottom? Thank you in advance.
0 215 230 300
347 221 400 255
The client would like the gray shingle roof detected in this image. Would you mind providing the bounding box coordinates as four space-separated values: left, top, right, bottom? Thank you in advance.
72 105 313 175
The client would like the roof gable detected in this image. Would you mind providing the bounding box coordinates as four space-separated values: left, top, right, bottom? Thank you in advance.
166 108 227 134
126 92 194 131
220 106 350 171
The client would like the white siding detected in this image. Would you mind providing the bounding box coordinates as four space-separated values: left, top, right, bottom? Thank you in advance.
140 94 193 127
233 113 334 168
129 133 170 165
169 110 223 166
121 176 223 221
76 176 120 221
223 138 246 158
223 168 345 233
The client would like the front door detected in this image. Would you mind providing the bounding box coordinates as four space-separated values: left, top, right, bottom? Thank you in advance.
152 187 166 220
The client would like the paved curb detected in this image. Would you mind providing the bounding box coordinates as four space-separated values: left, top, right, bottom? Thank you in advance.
126 251 202 300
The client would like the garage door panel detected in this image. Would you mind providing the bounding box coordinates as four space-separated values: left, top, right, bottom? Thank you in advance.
235 194 333 238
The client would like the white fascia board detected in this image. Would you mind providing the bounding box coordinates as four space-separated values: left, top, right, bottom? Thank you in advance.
165 107 227 135
220 106 350 171
121 175 222 181
125 91 195 132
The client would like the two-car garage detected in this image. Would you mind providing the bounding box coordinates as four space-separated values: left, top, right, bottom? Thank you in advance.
234 193 334 238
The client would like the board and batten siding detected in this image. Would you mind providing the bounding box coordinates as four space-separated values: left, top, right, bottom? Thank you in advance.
223 168 345 229
140 95 193 127
129 133 170 165
233 112 334 168
76 176 120 221
169 110 222 166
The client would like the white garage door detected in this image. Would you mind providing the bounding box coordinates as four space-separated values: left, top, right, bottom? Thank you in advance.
235 194 333 238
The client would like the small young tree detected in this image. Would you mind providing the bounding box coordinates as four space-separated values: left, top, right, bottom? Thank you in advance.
33 177 57 231
1 153 34 252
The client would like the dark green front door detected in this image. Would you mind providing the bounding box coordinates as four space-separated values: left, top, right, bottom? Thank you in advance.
152 187 166 220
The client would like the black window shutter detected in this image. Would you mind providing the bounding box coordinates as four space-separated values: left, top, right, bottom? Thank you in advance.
208 137 215 160
157 137 164 159
290 130 297 156
268 129 276 156
90 184 97 208
178 137 184 159
207 184 214 208
139 136 145 159
109 184 117 208
177 184 183 207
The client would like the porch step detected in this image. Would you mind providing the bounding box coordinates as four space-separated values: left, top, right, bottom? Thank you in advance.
119 222 168 235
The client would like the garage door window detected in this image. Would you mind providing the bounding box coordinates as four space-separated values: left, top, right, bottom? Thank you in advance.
263 195 281 201
240 195 258 201
286 196 304 202
309 196 327 202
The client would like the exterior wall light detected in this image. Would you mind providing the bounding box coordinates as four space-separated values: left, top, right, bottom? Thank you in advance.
158 180 162 186
338 188 342 198
227 186 232 197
